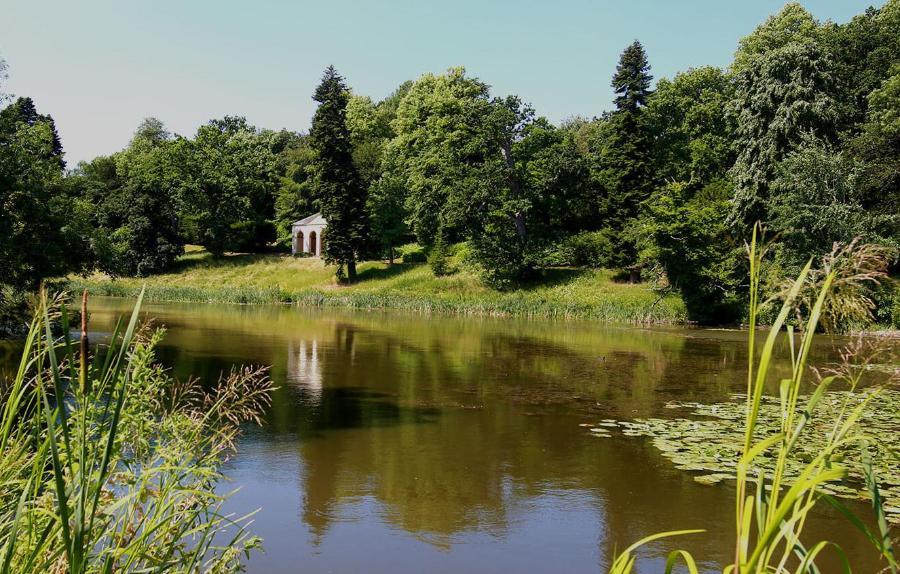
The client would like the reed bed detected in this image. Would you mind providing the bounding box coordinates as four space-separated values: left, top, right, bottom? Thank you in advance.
0 290 273 573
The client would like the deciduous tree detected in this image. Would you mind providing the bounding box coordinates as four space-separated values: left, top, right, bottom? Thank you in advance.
729 36 838 228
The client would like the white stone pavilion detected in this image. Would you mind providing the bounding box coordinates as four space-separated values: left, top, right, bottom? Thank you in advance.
291 213 326 256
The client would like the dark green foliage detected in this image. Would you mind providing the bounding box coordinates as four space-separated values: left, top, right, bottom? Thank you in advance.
387 69 521 282
634 181 742 323
346 87 411 261
0 99 87 292
871 282 900 328
463 95 534 284
274 134 318 246
69 119 184 276
729 7 839 229
597 112 654 224
515 118 594 234
469 209 534 289
387 67 495 246
388 68 597 285
646 66 735 184
612 40 653 113
0 87 90 326
101 125 184 275
768 137 899 272
847 69 900 217
823 1 900 131
180 117 280 255
310 66 369 281
542 230 615 268
367 174 408 262
0 96 64 168
104 171 184 276
427 232 453 276
594 41 655 264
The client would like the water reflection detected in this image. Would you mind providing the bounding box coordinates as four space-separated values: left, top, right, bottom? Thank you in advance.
78 298 885 574
288 340 323 402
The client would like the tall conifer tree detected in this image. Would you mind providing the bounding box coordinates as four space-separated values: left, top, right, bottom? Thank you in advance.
598 40 655 265
310 66 369 281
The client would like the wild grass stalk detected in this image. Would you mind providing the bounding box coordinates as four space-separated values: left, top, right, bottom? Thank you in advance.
609 225 898 574
0 289 273 573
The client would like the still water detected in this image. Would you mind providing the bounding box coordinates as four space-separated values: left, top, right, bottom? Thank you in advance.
79 298 890 572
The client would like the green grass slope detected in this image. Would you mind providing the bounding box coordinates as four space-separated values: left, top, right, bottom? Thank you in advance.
68 249 687 323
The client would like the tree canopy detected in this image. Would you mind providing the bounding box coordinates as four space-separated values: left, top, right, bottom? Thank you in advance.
2 1 898 327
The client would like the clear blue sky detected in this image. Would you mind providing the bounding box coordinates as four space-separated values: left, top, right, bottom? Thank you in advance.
0 0 881 165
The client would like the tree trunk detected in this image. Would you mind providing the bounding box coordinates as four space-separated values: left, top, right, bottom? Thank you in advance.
347 258 357 282
500 140 527 242
513 211 527 242
388 244 394 265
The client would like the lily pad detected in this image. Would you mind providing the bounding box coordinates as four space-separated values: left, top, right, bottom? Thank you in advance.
584 388 900 524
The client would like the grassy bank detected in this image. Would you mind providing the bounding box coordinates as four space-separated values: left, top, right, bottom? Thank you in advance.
66 249 688 323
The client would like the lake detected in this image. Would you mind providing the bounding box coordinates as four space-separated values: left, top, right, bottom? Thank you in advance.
43 298 895 572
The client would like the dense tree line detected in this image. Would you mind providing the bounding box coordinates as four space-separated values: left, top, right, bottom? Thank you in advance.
1 1 898 326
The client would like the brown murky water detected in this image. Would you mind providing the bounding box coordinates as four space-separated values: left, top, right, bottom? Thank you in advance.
15 297 892 573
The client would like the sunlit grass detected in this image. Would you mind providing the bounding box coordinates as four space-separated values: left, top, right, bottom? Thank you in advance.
68 248 687 323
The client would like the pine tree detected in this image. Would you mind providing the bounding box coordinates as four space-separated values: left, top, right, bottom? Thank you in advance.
309 66 369 282
597 40 655 265
612 41 653 113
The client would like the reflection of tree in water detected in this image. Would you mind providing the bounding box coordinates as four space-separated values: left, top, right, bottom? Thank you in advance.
75 301 880 568
288 321 699 546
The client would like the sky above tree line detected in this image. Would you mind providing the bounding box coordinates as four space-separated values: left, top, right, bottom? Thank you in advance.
0 0 880 165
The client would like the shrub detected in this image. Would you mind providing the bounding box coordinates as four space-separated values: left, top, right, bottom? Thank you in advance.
632 180 742 324
542 230 615 268
428 235 453 276
398 243 427 263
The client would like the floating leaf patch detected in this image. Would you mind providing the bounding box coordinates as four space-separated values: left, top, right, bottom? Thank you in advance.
582 389 900 525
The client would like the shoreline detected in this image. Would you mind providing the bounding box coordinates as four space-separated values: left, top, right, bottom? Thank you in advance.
65 275 689 324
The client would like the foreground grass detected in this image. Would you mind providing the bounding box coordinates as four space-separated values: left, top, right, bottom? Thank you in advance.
609 227 898 574
67 250 688 323
0 291 272 572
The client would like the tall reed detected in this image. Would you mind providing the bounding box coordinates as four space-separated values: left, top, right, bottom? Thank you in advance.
0 289 273 573
609 226 898 574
